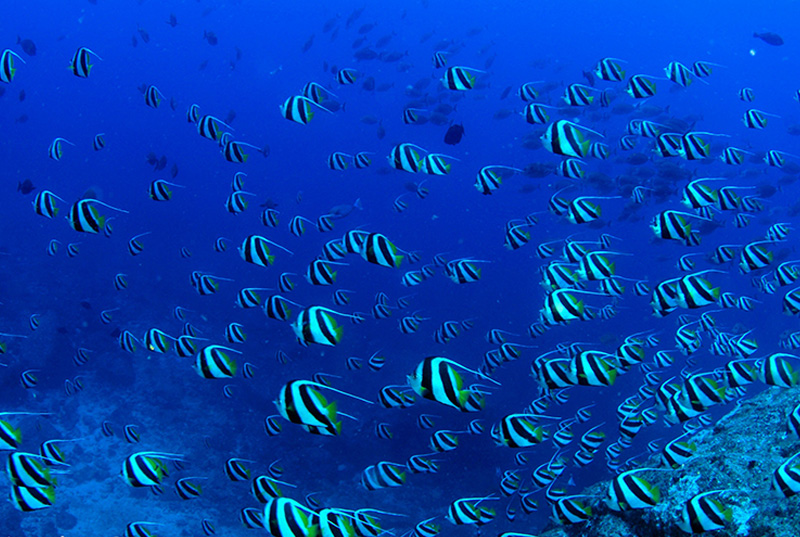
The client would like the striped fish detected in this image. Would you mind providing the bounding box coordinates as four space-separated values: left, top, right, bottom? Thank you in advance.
275 379 371 435
407 356 495 411
441 66 484 91
361 461 407 490
541 120 602 158
605 468 662 511
360 233 403 268
122 451 183 487
194 345 240 379
263 497 319 537
772 452 800 498
677 491 732 533
491 414 551 448
280 95 332 124
388 143 425 172
239 235 293 267
69 199 128 234
292 306 354 346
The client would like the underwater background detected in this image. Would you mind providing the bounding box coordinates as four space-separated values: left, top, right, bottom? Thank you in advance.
2 0 800 535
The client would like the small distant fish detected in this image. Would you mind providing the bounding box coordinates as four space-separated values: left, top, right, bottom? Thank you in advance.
375 32 395 48
444 123 465 145
20 369 38 389
18 89 24 101
754 31 784 46
137 25 150 43
354 47 378 61
16 36 36 56
48 137 75 161
15 114 28 123
17 179 35 195
70 47 102 78
323 16 338 33
203 30 218 45
89 133 104 151
336 68 358 85
144 85 164 108
358 22 377 34
380 50 407 63
166 13 178 27
302 34 315 53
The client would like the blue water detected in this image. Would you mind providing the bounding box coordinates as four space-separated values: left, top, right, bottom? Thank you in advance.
2 0 799 534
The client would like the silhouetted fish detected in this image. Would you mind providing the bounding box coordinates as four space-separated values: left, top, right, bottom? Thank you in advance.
328 198 363 218
16 36 36 56
444 123 465 145
302 34 314 53
323 17 338 33
754 31 784 46
204 31 218 45
358 22 376 34
322 101 344 113
354 47 378 61
17 179 35 195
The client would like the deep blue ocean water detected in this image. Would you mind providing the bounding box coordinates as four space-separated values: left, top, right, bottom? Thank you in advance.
1 1 800 535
